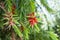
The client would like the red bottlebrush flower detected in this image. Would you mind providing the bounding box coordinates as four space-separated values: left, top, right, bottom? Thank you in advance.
12 4 16 14
28 12 37 27
28 12 34 16
9 18 14 26
9 21 13 26
12 11 15 14
28 17 37 26
12 4 16 10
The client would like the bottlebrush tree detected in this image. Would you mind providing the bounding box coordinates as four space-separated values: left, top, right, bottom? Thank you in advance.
0 0 59 40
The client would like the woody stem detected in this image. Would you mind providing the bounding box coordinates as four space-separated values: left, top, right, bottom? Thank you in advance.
11 29 16 40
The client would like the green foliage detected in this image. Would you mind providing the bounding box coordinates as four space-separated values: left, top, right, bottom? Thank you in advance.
0 0 59 40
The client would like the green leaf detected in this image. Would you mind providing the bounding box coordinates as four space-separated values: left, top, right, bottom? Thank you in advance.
6 0 12 12
20 22 29 39
34 24 40 33
13 19 20 24
0 21 4 27
12 24 23 37
30 0 35 12
48 31 58 40
23 28 29 40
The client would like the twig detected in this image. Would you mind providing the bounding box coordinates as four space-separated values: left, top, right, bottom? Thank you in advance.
11 30 16 40
20 37 23 40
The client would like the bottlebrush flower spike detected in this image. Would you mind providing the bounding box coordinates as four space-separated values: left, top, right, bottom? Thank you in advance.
12 4 16 14
28 12 37 27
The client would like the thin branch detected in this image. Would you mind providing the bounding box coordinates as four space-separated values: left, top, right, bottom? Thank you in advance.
20 37 23 40
11 30 16 40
